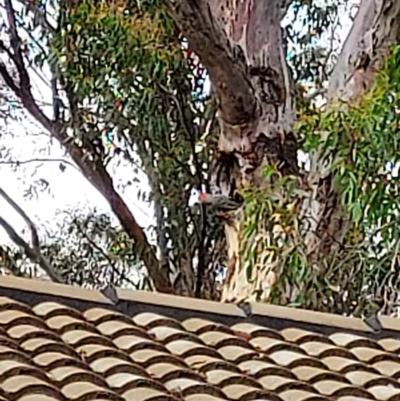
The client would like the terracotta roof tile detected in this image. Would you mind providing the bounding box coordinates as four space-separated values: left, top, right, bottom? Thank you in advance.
300 341 352 359
378 338 400 352
1 276 400 401
373 360 400 378
231 322 282 338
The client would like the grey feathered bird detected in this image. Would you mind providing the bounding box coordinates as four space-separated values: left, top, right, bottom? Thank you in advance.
188 187 243 211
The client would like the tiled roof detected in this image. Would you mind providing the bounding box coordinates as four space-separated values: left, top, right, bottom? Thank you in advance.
0 277 400 401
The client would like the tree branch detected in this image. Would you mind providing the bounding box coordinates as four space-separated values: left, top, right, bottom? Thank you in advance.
0 63 20 94
4 0 30 89
157 82 206 297
0 189 63 283
75 221 138 289
161 0 256 125
280 0 293 17
0 0 172 293
0 187 40 248
328 0 400 103
13 0 56 33
0 157 80 172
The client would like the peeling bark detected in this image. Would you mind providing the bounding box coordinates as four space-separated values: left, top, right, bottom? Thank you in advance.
164 0 299 179
163 0 297 301
163 0 400 302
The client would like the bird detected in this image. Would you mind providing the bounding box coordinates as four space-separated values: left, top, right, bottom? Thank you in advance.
188 187 243 212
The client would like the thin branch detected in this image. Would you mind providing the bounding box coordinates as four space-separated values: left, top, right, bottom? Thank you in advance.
49 8 63 122
162 85 207 298
307 87 327 101
0 186 39 248
154 82 208 296
30 63 52 89
75 222 138 289
280 0 294 18
22 24 47 56
0 63 20 94
0 157 80 172
0 40 20 67
13 0 57 33
20 23 52 89
0 214 63 283
111 103 194 178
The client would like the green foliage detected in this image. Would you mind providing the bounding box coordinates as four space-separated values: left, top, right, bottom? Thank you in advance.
50 0 224 295
242 45 400 316
301 46 400 230
285 0 345 93
0 211 145 289
5 0 395 314
0 0 227 296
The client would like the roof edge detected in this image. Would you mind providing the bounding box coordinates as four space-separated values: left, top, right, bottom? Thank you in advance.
0 275 398 334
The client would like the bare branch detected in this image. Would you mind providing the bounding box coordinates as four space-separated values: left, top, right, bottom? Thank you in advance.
0 157 80 172
0 187 40 248
0 40 19 66
0 63 20 94
0 213 63 283
280 0 294 18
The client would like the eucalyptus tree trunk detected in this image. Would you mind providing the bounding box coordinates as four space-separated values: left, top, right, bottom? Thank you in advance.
163 0 400 302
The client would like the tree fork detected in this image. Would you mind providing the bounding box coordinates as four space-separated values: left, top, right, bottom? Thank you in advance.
163 0 400 302
162 0 298 301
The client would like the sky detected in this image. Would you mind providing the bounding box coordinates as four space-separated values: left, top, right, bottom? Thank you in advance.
0 1 358 253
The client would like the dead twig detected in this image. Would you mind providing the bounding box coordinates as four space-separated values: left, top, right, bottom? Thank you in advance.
0 157 80 172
